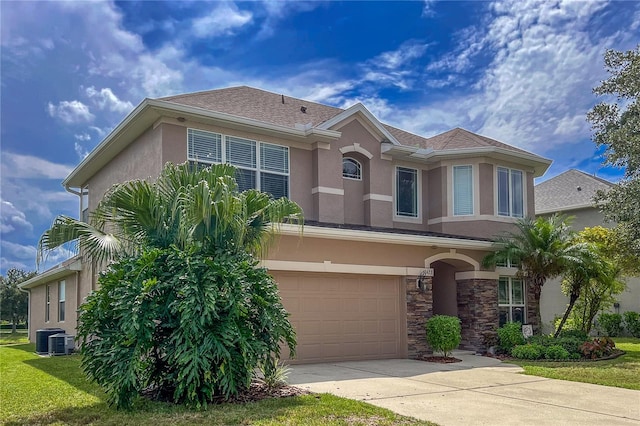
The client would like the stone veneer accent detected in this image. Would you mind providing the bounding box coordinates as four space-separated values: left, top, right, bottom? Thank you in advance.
406 276 433 358
456 278 499 352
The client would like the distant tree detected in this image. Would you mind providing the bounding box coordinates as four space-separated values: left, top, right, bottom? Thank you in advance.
483 215 584 332
0 269 36 332
588 46 640 256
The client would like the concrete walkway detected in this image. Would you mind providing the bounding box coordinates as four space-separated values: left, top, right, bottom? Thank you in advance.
288 351 640 425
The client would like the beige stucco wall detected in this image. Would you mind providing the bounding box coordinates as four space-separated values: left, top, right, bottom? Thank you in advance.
28 273 78 343
539 206 640 333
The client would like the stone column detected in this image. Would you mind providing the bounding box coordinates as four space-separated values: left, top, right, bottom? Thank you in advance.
456 278 499 352
406 276 433 358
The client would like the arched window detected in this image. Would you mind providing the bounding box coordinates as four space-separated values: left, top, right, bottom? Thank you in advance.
342 157 362 180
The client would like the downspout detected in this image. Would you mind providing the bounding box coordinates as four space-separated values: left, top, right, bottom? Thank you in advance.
18 287 31 342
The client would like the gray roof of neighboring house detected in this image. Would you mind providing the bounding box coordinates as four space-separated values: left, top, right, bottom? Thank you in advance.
160 86 532 155
535 169 613 214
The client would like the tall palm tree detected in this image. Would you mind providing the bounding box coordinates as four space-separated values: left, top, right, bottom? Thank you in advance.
555 242 602 337
483 215 583 332
38 162 303 266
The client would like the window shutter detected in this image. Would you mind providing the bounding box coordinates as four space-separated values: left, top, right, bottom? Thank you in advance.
187 129 222 163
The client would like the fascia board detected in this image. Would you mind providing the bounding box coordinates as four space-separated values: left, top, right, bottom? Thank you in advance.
381 145 552 177
276 223 494 250
317 103 401 145
19 258 82 289
535 203 598 215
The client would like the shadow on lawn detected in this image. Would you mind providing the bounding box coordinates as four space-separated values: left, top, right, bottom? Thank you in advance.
4 392 311 426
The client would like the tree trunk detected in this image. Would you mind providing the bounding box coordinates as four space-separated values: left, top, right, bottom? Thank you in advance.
554 291 579 338
11 313 17 334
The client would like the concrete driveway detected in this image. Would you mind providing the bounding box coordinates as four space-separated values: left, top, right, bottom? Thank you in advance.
288 351 640 425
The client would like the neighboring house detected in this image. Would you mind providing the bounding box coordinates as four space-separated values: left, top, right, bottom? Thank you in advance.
536 169 640 333
20 86 551 362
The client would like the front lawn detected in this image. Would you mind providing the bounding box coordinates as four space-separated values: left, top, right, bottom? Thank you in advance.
0 344 436 425
510 337 640 390
0 330 28 345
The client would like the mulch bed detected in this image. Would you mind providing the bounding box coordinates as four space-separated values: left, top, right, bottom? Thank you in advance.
215 383 311 404
415 355 462 363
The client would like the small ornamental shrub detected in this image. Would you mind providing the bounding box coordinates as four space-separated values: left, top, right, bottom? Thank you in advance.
526 335 585 357
580 337 616 359
554 316 578 333
557 329 589 342
544 345 570 360
623 311 640 337
511 344 544 360
497 322 525 354
598 313 623 336
425 315 461 357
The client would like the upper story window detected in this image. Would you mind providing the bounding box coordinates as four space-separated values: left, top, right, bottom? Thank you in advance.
58 280 66 322
342 158 362 180
497 167 524 218
453 165 473 216
496 258 520 268
187 128 289 199
396 166 418 218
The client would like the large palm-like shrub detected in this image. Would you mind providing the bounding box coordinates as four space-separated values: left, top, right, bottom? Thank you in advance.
483 215 583 332
38 162 303 408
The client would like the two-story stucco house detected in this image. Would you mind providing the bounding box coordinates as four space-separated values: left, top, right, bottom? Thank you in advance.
536 169 640 333
20 86 551 363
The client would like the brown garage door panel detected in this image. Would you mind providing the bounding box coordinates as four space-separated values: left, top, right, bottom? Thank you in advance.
273 272 406 363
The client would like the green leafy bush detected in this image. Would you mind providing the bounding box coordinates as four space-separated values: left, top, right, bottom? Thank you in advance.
580 337 616 359
497 322 525 354
623 311 640 337
544 345 570 360
554 315 578 333
598 313 623 336
425 315 461 357
526 335 585 357
77 246 296 409
557 328 589 342
511 344 544 360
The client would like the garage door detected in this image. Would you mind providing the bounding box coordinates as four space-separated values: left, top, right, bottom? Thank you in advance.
273 272 406 364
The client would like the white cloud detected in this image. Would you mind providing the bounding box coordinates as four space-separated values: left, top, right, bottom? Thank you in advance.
374 41 429 70
0 258 30 271
1 152 74 179
422 0 438 17
0 200 33 234
191 3 253 38
74 143 90 160
1 240 36 260
74 133 91 141
47 100 95 124
85 86 134 114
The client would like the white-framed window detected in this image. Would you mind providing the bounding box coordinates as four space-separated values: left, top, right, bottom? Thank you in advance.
453 165 473 216
498 277 526 326
497 167 524 218
396 166 418 218
58 280 65 322
45 284 51 322
187 129 289 199
342 158 362 180
496 258 520 268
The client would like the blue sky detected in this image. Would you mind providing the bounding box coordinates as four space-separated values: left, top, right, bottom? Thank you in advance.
1 0 639 274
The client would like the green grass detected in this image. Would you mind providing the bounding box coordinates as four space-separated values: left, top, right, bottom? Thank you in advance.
0 330 29 345
0 344 436 425
510 337 640 390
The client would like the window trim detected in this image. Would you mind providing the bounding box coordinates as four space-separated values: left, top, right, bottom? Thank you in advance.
342 157 362 180
497 166 525 218
498 276 526 326
394 166 420 220
58 280 66 322
452 164 474 216
187 128 290 198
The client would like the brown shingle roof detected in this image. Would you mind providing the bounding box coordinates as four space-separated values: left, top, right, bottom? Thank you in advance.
159 86 532 155
535 169 613 213
160 86 342 128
